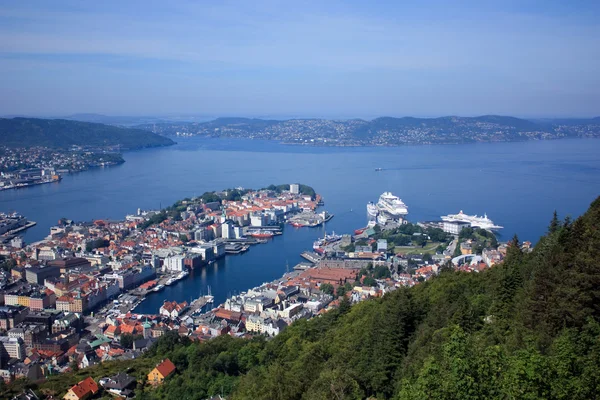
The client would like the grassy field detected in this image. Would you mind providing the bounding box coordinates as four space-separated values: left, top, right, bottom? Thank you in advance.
394 242 444 255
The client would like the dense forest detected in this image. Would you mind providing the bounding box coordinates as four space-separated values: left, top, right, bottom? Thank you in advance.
0 118 174 149
5 197 600 399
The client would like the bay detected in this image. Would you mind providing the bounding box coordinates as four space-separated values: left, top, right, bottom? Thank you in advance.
1 137 599 314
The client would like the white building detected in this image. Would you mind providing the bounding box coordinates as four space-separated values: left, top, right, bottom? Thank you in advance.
443 220 471 235
221 222 233 239
163 255 185 272
290 184 300 194
213 241 226 259
250 213 265 227
190 244 214 262
278 303 303 319
0 337 26 360
234 226 244 239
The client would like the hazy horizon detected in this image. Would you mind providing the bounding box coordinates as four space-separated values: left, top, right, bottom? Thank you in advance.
1 1 599 118
2 112 599 122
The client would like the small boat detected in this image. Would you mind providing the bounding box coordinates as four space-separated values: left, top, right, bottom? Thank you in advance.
205 286 214 303
153 284 165 292
375 167 383 171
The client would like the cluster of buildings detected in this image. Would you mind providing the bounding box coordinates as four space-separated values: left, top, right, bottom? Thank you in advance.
59 358 175 399
0 146 124 191
0 186 327 385
0 179 522 396
144 116 587 147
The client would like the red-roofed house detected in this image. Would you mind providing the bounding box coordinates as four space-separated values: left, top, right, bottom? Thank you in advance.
159 301 188 319
148 358 176 385
63 376 99 400
104 324 121 339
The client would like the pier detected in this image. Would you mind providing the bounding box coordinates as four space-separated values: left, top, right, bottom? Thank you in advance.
183 296 213 316
300 251 322 263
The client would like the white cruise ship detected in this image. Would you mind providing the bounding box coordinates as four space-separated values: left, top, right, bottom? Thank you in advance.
441 210 503 231
376 192 408 218
367 202 378 221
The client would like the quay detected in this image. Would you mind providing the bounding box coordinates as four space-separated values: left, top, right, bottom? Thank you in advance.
300 251 322 263
183 296 213 316
293 262 313 271
5 221 37 235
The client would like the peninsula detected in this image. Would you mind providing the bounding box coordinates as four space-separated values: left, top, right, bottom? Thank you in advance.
0 118 175 190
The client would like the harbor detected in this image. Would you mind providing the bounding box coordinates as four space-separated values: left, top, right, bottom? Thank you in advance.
0 212 37 244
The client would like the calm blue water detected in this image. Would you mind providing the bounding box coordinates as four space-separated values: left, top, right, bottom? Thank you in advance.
1 138 599 314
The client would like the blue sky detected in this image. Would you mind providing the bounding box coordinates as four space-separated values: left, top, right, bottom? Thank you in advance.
0 0 599 118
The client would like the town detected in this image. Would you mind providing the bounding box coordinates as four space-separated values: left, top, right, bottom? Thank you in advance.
0 146 124 191
139 115 600 147
0 184 524 399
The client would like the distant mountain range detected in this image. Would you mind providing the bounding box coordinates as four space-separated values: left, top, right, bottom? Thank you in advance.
62 113 214 127
2 115 598 149
0 118 175 149
135 115 600 146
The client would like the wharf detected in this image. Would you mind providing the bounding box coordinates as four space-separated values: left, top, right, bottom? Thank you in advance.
293 262 313 271
1 221 37 236
183 296 213 316
225 243 249 254
300 251 322 263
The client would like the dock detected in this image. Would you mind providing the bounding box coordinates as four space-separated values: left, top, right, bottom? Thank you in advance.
293 262 313 271
1 221 36 236
300 251 322 263
183 296 213 316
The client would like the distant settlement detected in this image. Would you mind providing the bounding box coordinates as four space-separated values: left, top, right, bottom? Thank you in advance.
0 146 124 191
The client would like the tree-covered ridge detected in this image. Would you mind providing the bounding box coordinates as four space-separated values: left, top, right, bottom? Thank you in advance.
0 118 175 149
138 115 600 145
5 197 600 399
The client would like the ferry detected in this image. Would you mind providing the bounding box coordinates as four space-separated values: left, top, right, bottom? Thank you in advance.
249 230 275 239
313 231 342 250
441 211 503 231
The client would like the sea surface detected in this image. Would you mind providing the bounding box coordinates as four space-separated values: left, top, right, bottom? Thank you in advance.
1 137 599 314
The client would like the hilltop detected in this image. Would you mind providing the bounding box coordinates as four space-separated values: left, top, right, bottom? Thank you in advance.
5 196 600 399
0 118 175 150
137 115 600 146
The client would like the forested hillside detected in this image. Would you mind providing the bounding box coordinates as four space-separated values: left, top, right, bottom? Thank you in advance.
138 115 600 145
5 197 600 399
0 118 174 149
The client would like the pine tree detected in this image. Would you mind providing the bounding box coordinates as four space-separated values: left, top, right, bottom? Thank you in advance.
549 210 560 234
